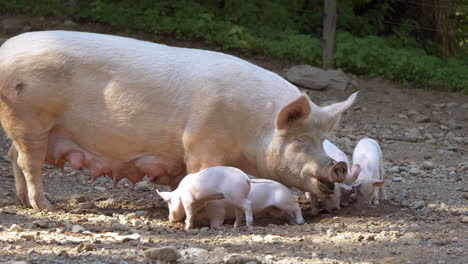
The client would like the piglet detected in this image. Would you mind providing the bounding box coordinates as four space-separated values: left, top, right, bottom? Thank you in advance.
157 166 253 229
352 137 387 206
196 178 304 228
306 139 361 213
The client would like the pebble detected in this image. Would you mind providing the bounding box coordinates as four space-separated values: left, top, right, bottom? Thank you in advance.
420 161 435 170
461 216 468 223
144 247 182 262
427 204 438 209
70 194 87 204
32 220 49 229
63 19 78 27
409 168 420 175
180 247 209 258
94 186 107 191
462 193 468 200
406 128 421 139
9 261 29 264
392 177 403 182
412 201 425 210
10 224 22 231
224 254 261 264
0 198 12 206
71 225 86 233
438 150 455 156
388 167 400 173
2 208 16 214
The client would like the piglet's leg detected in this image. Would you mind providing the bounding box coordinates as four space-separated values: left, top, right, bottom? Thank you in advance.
181 193 196 230
293 203 305 225
210 208 225 229
8 145 29 207
241 199 253 226
379 186 388 201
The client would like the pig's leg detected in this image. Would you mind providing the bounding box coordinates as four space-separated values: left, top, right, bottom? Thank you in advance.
234 208 244 228
379 186 387 201
307 192 320 216
181 194 197 230
8 145 29 207
293 203 305 224
15 138 52 211
241 199 253 226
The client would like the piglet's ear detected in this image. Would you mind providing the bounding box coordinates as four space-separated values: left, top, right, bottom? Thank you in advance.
157 190 172 202
276 95 311 130
371 179 385 187
353 179 362 187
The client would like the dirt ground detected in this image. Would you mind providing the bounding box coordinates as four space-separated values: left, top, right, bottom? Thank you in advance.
0 14 467 264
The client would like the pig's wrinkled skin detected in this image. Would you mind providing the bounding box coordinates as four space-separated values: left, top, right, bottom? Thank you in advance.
306 140 360 212
0 31 357 211
196 179 304 228
352 138 387 206
157 166 253 229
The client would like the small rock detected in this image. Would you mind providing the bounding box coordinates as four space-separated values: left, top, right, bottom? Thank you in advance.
94 186 107 191
9 261 29 264
392 177 403 182
420 161 435 170
71 225 86 233
10 224 22 231
398 113 408 119
77 242 96 252
0 198 12 206
412 201 425 210
406 128 421 140
284 65 349 90
110 220 128 231
32 220 49 229
70 194 87 204
63 19 78 27
144 247 182 262
2 208 16 214
462 193 468 200
413 114 430 123
427 204 438 209
438 150 455 156
409 168 421 175
388 167 400 173
224 254 262 264
181 247 209 258
461 216 468 223
57 250 69 258
79 202 95 209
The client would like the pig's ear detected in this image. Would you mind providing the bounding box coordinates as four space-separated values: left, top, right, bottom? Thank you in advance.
157 190 172 202
322 92 358 133
276 95 311 130
353 179 362 187
371 179 384 187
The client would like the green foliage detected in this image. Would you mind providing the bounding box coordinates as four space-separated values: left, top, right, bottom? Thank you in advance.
0 0 466 92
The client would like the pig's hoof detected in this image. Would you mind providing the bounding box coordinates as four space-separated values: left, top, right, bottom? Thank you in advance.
30 196 55 212
17 192 30 208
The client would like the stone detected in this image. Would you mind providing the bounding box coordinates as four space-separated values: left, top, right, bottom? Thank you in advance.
412 201 425 210
413 114 430 123
461 216 468 223
32 220 49 229
71 225 86 233
388 167 400 173
144 247 182 262
409 168 421 175
10 224 22 231
462 193 468 200
427 204 438 209
0 198 12 206
284 65 349 90
438 150 455 156
2 208 16 214
181 247 209 258
79 202 95 209
398 113 408 119
70 194 87 204
420 161 435 170
63 19 78 27
392 177 403 182
224 254 262 264
406 128 421 140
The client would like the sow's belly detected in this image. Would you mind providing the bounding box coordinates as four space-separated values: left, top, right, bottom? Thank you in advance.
44 125 186 185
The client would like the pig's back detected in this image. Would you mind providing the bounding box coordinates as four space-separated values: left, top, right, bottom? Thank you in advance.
352 138 382 176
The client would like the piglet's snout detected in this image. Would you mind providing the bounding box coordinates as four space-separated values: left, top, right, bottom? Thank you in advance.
330 161 347 183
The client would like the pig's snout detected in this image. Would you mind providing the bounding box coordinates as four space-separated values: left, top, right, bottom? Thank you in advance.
330 161 347 183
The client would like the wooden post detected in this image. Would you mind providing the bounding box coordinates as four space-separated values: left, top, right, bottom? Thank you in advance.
322 0 337 69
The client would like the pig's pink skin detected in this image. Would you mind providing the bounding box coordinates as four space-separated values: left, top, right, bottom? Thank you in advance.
352 138 387 206
196 178 304 228
157 166 253 229
0 31 356 211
